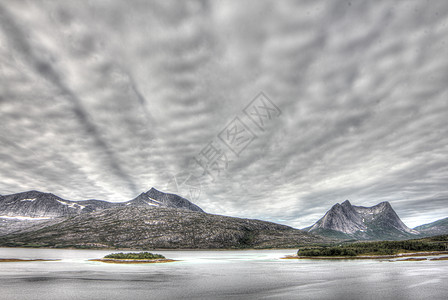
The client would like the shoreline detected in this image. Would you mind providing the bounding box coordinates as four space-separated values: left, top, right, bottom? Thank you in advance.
282 251 448 260
89 258 178 264
0 246 302 251
0 258 60 262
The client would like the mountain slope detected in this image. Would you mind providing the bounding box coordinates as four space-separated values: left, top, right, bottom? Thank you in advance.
0 206 328 249
414 217 448 237
307 200 418 240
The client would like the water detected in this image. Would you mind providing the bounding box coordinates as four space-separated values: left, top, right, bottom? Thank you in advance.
0 248 447 300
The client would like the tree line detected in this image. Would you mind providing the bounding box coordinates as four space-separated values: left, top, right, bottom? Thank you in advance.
298 240 447 257
104 252 166 259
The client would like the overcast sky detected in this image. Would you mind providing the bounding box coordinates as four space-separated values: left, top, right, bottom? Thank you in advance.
1 0 447 228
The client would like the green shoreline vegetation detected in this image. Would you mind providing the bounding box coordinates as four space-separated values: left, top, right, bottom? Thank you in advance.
297 236 448 257
104 252 165 260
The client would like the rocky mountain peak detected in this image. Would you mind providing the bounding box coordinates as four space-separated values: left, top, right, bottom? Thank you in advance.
341 199 352 207
144 187 204 212
147 187 162 195
378 201 392 209
308 200 418 240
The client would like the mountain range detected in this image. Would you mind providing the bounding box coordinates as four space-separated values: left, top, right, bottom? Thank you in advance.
1 189 447 247
0 188 328 248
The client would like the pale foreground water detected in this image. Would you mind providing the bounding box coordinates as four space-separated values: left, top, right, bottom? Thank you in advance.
0 248 447 300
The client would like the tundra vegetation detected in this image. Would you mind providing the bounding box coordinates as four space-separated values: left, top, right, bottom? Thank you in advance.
104 252 165 260
297 235 448 257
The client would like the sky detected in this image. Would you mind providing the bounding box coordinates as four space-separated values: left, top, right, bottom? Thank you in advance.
0 0 447 229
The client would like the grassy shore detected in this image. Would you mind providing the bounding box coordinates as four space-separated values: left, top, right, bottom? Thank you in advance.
282 251 448 260
89 252 178 264
294 235 448 257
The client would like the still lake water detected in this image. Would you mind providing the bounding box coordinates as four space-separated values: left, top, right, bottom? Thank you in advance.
0 248 447 300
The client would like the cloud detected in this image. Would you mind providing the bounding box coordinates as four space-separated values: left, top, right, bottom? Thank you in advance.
0 0 447 229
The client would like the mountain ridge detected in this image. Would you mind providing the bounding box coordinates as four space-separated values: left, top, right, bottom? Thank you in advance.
414 217 448 237
0 187 203 219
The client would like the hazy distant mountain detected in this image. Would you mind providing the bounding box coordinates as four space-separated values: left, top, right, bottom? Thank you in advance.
306 200 419 240
0 188 203 219
414 217 448 237
0 206 328 249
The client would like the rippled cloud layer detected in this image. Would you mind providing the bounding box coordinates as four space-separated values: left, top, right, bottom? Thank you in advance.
1 0 447 228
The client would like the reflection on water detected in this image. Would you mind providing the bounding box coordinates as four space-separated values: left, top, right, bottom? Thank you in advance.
0 248 447 300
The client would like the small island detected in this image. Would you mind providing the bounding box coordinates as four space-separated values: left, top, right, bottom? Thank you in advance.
90 252 177 264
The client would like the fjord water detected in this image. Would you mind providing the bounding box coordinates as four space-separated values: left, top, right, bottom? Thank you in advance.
0 248 447 300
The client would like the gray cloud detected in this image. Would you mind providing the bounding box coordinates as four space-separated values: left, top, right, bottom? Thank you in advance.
0 0 447 228
0 2 141 195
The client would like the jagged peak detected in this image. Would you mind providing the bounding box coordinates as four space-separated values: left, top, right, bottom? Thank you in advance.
331 203 341 209
329 200 352 210
374 201 393 210
147 187 158 193
341 199 352 206
147 187 166 196
147 187 185 199
326 203 342 216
